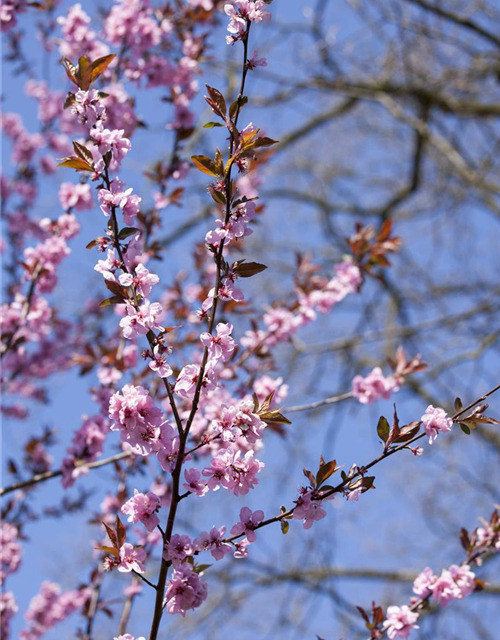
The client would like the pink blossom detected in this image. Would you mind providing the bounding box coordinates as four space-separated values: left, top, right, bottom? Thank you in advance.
247 49 267 69
448 564 476 599
413 566 436 598
202 446 264 495
119 301 164 340
109 384 165 455
200 322 236 363
20 581 90 640
293 488 327 530
174 364 215 399
61 414 109 488
121 489 160 532
58 182 93 212
119 264 159 297
91 127 131 171
233 537 250 558
98 178 141 225
118 543 147 573
194 526 232 560
70 89 107 128
149 344 173 378
230 506 264 543
0 523 22 582
351 367 399 405
421 405 453 444
183 468 208 496
164 563 208 616
382 605 419 639
0 591 17 639
163 534 194 563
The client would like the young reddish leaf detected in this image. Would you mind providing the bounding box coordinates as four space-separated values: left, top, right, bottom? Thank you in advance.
72 141 94 165
103 521 118 548
104 280 128 298
118 227 139 241
116 515 126 548
58 156 94 172
253 136 279 149
316 459 338 487
205 85 227 118
233 261 268 278
100 296 125 308
61 58 78 86
95 545 119 558
191 155 220 178
454 397 463 413
89 54 116 84
258 408 292 425
303 467 316 487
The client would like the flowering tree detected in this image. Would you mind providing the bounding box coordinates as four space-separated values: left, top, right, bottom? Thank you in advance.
1 1 500 640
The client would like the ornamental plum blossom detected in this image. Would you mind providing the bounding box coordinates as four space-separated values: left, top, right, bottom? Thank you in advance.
20 581 90 640
183 468 208 496
121 489 160 532
0 523 22 583
194 526 232 560
200 322 236 363
163 534 194 563
421 405 453 444
119 264 159 297
119 301 164 340
412 566 436 598
202 445 264 495
149 344 173 378
351 367 399 405
118 543 147 573
58 182 93 212
0 591 17 639
164 562 208 616
61 414 109 488
382 605 419 639
70 89 107 128
109 384 165 455
293 488 327 530
98 178 141 225
230 506 264 543
225 1 270 44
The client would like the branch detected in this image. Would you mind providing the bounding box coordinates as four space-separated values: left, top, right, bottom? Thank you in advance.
0 451 132 497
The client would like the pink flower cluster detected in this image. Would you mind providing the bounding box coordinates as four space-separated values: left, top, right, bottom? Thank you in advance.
57 3 109 60
164 562 208 616
293 487 328 530
59 181 93 212
0 590 18 639
202 445 264 495
194 526 232 560
0 523 22 583
109 384 173 456
205 201 256 248
118 543 147 574
121 489 160 532
1 0 27 32
241 260 362 351
382 605 419 639
225 1 271 44
420 404 453 444
413 564 476 606
98 178 140 225
230 506 264 542
61 414 109 488
23 235 71 294
351 366 399 405
20 581 90 640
